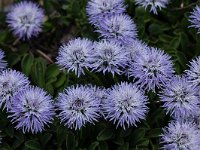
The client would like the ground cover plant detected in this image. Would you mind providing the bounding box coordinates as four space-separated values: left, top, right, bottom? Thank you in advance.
0 0 200 150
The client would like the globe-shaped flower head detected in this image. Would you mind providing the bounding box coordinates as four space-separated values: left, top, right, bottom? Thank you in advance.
189 6 200 33
0 69 30 110
104 82 149 129
135 0 170 14
88 40 128 76
0 49 7 71
96 14 137 46
161 121 200 150
129 47 174 91
185 56 200 86
86 0 126 25
7 1 45 39
56 38 93 77
159 76 200 119
57 85 100 130
9 86 55 134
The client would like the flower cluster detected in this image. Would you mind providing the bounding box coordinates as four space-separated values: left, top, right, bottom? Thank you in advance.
3 1 200 149
56 82 149 130
0 50 55 134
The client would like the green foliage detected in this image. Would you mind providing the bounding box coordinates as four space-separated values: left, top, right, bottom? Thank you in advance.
0 0 199 149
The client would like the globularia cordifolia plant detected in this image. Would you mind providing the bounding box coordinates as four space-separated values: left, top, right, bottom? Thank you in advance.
2 0 200 149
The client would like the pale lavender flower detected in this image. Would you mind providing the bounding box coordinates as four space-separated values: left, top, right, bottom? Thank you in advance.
88 40 128 75
161 121 200 150
86 0 126 25
126 40 148 62
8 86 55 134
96 14 137 45
0 69 30 110
124 40 148 76
185 56 200 87
135 0 170 14
6 1 45 39
129 47 174 91
92 86 108 118
159 76 200 119
104 82 148 129
56 38 93 77
0 49 7 71
189 6 200 33
57 85 100 130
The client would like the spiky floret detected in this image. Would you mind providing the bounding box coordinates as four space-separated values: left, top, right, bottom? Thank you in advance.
56 38 93 77
159 76 200 119
6 1 45 39
0 49 7 71
189 6 200 33
96 14 137 46
161 121 200 150
88 40 128 75
104 82 149 129
8 86 55 134
129 47 174 91
56 85 100 130
185 56 200 87
0 69 30 110
86 0 126 25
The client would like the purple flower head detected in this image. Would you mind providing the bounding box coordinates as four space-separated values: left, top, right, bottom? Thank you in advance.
161 121 200 150
0 69 30 110
8 86 55 134
189 6 200 33
0 49 7 71
96 14 137 46
6 1 45 39
135 0 169 14
57 85 100 130
88 40 128 76
104 82 149 129
124 40 148 76
159 76 200 119
91 86 108 118
126 40 148 62
56 38 93 77
185 56 200 87
129 47 174 91
86 0 126 25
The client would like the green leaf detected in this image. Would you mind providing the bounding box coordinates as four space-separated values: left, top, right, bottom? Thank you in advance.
4 125 14 138
88 141 99 150
98 141 108 150
46 64 60 81
21 53 34 76
53 73 67 88
31 58 47 88
12 132 25 149
168 35 181 50
136 138 149 147
25 140 41 150
7 53 21 67
66 131 76 150
131 128 146 145
57 125 67 146
147 128 162 138
97 128 114 141
117 142 129 150
40 133 52 147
